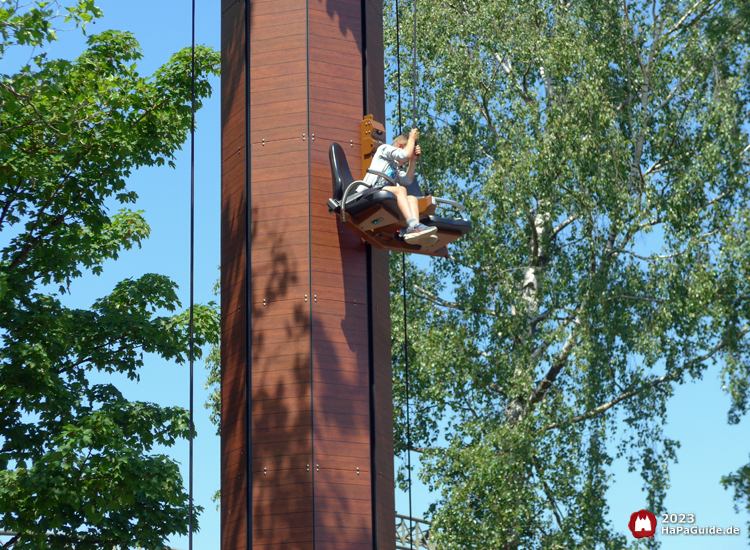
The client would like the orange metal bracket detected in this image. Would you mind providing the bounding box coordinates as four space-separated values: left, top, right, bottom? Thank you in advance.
361 115 387 179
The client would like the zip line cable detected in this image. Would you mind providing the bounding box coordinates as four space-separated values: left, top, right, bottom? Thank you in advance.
396 0 403 133
395 0 414 545
188 0 196 548
411 0 429 197
412 0 418 129
402 252 413 549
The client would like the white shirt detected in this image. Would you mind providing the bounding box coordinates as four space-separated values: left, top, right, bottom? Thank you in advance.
359 144 412 192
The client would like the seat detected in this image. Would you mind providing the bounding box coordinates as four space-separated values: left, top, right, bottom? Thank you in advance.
327 142 471 257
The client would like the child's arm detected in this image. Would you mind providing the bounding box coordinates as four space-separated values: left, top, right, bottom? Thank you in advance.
401 128 419 159
404 143 420 182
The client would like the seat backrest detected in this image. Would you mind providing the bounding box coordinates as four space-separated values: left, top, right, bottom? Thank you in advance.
329 142 355 201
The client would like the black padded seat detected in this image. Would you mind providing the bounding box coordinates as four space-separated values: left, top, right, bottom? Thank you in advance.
328 142 404 221
343 188 402 219
422 215 472 235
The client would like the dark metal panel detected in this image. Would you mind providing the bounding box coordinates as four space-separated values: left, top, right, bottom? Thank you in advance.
221 1 248 550
363 0 393 544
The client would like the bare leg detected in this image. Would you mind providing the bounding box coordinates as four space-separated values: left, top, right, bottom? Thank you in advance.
383 185 437 246
383 186 415 222
406 195 420 221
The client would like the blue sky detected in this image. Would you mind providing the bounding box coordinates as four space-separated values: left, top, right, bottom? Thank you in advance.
3 1 749 548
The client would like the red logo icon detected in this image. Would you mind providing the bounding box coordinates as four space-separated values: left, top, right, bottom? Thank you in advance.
628 510 657 538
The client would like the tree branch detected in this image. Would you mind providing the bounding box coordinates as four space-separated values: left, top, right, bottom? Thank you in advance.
448 254 492 274
646 20 746 127
489 382 504 395
529 308 580 364
601 294 666 303
539 66 554 100
621 0 646 74
666 0 720 37
703 192 728 208
493 53 535 104
543 327 750 431
550 214 579 240
528 316 581 405
528 211 540 260
531 458 564 529
637 215 664 230
7 213 68 271
413 284 497 317
1 534 19 550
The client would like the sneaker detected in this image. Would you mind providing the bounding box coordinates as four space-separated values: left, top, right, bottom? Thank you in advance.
422 235 439 249
403 223 438 245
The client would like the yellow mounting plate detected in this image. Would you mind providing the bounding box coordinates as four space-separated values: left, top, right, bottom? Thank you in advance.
361 115 386 179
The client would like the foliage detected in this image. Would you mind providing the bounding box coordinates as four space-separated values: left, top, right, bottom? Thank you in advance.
204 275 221 438
722 458 750 536
204 275 220 510
385 0 750 548
0 2 220 548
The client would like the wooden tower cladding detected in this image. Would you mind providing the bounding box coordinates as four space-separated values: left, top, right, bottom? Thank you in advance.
220 1 393 549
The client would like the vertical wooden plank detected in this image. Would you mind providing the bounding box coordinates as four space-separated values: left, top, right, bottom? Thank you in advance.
363 1 395 548
221 2 248 550
365 0 386 124
370 250 394 550
307 0 375 548
249 1 313 549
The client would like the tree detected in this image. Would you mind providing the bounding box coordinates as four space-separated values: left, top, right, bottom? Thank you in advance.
384 0 750 547
0 2 220 548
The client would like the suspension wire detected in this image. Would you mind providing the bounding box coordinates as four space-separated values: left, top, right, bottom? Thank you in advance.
402 254 413 548
396 0 403 134
407 4 417 540
412 0 418 129
188 0 196 547
395 1 414 545
411 0 429 196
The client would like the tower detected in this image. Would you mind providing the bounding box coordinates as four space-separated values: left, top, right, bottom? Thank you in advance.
220 1 394 549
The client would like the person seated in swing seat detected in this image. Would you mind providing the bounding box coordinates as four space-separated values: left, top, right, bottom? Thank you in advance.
360 128 437 247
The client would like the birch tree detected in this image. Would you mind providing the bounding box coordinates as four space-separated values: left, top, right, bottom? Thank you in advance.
386 0 750 547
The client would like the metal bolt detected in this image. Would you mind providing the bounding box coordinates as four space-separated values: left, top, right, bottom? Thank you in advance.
263 298 266 307
316 464 319 472
350 140 353 147
264 467 267 475
306 464 310 472
314 295 317 302
356 467 360 476
311 134 315 141
262 138 265 146
305 294 308 302
303 133 306 141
